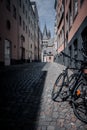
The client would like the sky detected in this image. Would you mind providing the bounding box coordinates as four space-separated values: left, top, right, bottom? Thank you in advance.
31 0 56 38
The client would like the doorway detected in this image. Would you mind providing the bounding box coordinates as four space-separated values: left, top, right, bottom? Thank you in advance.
4 39 11 66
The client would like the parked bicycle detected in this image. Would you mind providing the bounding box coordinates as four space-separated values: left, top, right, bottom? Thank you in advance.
52 43 87 123
52 66 78 101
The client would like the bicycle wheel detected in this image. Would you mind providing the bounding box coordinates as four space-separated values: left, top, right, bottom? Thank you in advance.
52 73 64 101
72 80 87 123
68 73 78 90
59 73 78 100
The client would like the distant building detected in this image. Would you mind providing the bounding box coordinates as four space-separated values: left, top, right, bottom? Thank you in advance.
42 24 51 62
41 24 54 62
0 0 41 66
55 0 87 67
46 38 55 63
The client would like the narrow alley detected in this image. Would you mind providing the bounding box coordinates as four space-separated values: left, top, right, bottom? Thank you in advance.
0 62 87 130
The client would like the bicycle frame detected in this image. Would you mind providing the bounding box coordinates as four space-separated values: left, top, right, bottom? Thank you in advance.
62 67 70 86
70 70 82 91
61 52 87 102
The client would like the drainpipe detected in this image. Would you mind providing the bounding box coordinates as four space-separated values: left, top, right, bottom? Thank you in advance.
64 0 66 65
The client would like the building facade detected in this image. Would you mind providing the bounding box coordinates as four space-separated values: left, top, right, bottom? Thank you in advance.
41 24 51 62
0 0 42 66
55 0 87 67
41 24 55 62
46 38 55 63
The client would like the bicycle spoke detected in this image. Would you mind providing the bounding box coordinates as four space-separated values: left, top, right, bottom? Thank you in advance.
75 102 86 113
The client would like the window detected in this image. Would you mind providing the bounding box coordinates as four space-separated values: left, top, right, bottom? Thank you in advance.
26 26 27 33
13 5 16 19
69 45 72 66
29 29 30 37
60 30 62 45
58 34 60 47
31 33 32 40
26 0 27 4
35 46 36 50
23 4 25 14
28 16 30 24
6 0 11 11
73 39 78 56
69 46 72 57
6 20 11 30
0 0 3 2
74 0 78 17
80 0 84 6
81 26 87 56
19 0 21 7
23 21 25 30
66 14 68 32
19 15 22 26
81 26 87 41
49 52 51 54
44 50 46 54
69 1 72 29
66 0 68 4
62 27 64 43
73 39 78 67
0 37 1 41
4 40 11 65
26 11 27 19
49 56 51 60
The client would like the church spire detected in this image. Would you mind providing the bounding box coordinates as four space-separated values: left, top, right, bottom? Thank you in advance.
43 24 48 39
43 24 51 39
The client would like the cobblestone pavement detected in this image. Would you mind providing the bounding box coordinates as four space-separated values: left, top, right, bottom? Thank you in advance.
0 62 87 130
0 62 47 130
35 62 87 130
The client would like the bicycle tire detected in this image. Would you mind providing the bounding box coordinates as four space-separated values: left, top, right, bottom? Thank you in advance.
68 73 78 90
58 73 78 100
72 80 87 123
52 73 64 101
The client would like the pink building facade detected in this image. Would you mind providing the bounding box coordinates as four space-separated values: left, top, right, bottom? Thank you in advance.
0 0 41 66
55 0 87 67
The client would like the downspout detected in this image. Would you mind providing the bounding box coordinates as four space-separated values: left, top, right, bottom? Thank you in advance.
64 0 66 65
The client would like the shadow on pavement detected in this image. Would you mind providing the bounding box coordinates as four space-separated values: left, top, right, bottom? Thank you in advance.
0 63 47 130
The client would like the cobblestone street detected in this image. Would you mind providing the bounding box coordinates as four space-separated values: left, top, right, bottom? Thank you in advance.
36 63 87 130
0 63 47 130
0 62 87 130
